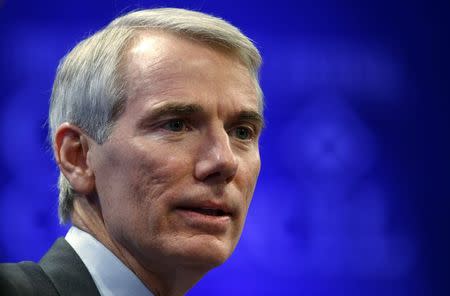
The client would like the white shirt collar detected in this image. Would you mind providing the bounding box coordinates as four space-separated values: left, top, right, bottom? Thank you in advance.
65 226 154 296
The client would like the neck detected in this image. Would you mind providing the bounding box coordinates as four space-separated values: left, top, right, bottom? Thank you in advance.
71 197 207 296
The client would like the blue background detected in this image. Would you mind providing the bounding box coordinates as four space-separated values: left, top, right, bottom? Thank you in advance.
1 0 449 295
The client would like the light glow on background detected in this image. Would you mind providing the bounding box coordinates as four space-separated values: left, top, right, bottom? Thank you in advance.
1 0 449 295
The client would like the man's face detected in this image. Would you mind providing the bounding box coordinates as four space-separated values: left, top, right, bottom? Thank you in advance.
89 32 262 271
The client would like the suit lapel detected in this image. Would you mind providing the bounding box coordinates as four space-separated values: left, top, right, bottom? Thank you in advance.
39 238 100 296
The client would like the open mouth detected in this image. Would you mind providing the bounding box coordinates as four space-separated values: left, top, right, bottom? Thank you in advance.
175 203 232 232
178 207 228 217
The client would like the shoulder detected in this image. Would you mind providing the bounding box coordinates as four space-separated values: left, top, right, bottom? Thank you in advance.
40 238 101 296
1 238 100 296
0 262 31 294
0 261 55 295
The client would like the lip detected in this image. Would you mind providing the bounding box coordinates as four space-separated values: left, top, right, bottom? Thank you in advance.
175 208 231 233
173 200 234 233
174 199 234 216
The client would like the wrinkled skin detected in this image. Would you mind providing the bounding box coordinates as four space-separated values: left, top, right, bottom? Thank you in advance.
82 32 263 295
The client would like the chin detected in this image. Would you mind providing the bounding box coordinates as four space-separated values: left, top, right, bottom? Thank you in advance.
170 234 236 270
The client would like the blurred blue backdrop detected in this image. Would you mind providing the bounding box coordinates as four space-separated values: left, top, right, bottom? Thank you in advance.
0 0 449 295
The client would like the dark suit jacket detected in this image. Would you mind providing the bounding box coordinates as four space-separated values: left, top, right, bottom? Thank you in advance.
0 238 100 295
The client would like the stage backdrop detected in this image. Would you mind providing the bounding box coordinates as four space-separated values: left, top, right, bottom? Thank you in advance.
1 0 449 295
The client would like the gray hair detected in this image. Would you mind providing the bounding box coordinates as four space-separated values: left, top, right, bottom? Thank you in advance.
49 8 263 224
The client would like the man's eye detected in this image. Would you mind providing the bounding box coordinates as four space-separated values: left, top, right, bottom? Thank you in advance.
232 126 254 140
163 119 187 132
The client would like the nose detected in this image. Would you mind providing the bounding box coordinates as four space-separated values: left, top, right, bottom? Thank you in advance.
194 129 238 184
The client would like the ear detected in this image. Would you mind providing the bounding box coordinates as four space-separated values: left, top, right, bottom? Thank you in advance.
54 123 96 196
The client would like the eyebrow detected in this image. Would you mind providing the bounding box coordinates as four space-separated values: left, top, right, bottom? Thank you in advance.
234 110 265 130
136 102 204 128
147 102 204 118
137 102 264 129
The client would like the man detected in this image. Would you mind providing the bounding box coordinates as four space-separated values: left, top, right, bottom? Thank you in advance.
0 7 263 296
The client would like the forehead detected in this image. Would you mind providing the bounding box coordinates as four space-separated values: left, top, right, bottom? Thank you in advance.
120 31 262 112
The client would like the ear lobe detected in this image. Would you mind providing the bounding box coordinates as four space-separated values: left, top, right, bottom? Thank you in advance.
54 123 95 196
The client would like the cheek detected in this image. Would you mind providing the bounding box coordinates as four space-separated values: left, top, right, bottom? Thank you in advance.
130 151 190 201
100 145 192 242
122 149 192 231
238 153 261 203
95 142 182 214
231 152 260 237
